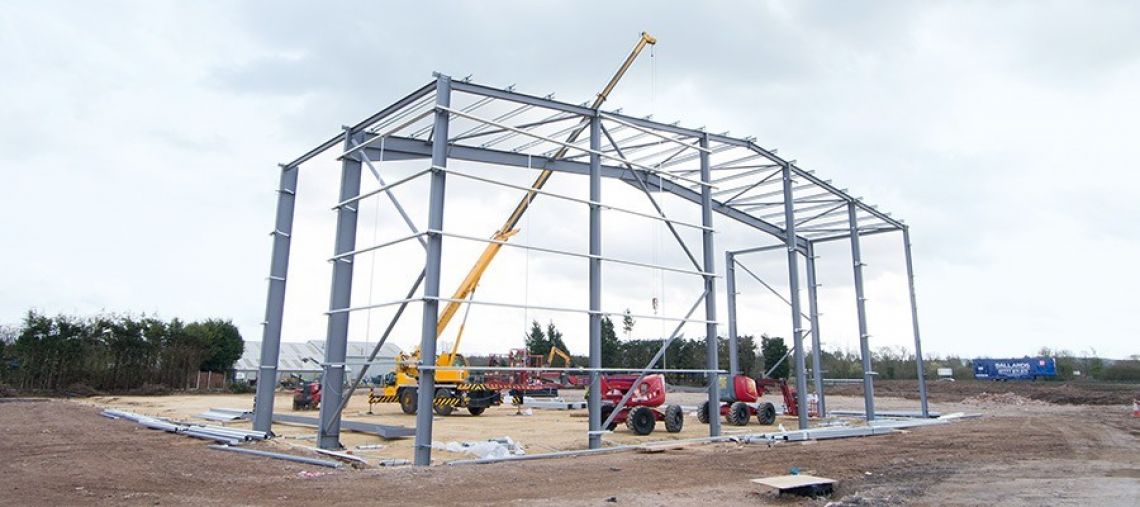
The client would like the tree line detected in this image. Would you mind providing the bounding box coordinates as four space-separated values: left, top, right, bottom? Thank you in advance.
0 310 243 393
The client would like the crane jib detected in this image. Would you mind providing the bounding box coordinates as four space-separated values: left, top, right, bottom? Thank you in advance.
433 32 657 360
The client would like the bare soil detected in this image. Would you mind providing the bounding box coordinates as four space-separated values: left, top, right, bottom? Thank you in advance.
1 388 1137 506
827 378 1140 405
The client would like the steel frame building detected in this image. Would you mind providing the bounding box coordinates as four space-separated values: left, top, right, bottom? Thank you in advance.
250 74 929 466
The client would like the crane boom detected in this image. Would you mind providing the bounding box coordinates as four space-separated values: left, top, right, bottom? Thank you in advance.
437 32 657 358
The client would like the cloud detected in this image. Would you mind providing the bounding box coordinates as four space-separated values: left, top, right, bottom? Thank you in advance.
2 1 1137 360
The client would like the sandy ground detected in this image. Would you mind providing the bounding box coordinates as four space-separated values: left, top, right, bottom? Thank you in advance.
81 389 827 462
1 387 1137 506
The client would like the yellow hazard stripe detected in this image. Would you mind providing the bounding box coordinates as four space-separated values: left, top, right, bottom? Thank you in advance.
368 395 399 403
432 397 462 406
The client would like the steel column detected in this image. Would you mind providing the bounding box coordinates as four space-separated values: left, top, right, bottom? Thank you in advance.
725 251 739 376
251 164 298 433
413 76 451 466
848 202 875 421
781 163 810 430
903 227 929 416
587 113 603 449
700 133 721 437
317 130 364 449
805 242 826 416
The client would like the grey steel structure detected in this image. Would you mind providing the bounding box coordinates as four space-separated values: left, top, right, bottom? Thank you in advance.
251 74 928 464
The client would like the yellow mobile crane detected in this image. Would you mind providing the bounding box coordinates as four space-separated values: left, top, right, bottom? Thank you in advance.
371 32 657 417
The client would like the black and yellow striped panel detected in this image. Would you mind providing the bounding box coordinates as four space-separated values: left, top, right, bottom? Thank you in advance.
368 395 399 404
456 383 486 391
459 382 540 391
432 396 463 407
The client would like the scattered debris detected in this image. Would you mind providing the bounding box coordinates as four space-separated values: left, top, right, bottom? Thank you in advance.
313 448 369 466
102 409 270 445
378 459 411 467
197 407 252 422
521 397 587 410
296 470 327 479
751 474 836 498
829 410 941 419
355 444 385 450
207 445 342 469
432 436 525 460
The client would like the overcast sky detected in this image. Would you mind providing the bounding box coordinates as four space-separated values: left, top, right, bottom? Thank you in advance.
2 1 1138 360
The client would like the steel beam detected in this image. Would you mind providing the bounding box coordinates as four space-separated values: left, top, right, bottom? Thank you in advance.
903 228 929 416
848 201 875 421
317 129 365 450
587 114 603 450
781 163 810 430
251 164 298 433
725 252 739 376
805 243 826 416
700 133 721 437
413 76 452 466
359 136 810 252
284 82 436 168
451 80 594 117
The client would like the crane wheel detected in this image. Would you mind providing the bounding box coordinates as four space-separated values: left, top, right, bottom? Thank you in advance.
726 401 750 426
626 406 656 435
664 404 684 433
756 402 777 425
697 401 710 424
433 388 455 416
467 406 486 416
399 388 418 415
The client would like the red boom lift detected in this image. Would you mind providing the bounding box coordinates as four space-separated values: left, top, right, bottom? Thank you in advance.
698 375 818 426
598 374 684 436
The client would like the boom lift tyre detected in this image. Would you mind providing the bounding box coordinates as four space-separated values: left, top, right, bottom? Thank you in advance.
727 401 750 426
664 404 684 433
626 406 657 435
696 374 812 427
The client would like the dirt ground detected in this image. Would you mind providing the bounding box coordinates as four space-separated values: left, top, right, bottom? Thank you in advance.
1 385 1137 505
827 378 1140 405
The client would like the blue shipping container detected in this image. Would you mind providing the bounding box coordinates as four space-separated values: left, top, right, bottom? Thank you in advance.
973 357 1056 380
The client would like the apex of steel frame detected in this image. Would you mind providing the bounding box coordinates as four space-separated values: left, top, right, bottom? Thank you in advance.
252 73 929 466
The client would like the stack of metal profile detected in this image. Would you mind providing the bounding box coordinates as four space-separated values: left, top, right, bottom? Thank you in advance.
101 409 271 446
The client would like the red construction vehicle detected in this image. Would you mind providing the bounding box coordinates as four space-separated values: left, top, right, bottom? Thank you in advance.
292 380 321 411
598 374 684 436
697 375 818 426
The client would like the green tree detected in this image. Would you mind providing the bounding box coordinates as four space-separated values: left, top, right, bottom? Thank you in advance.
187 319 244 373
760 334 789 379
737 335 759 376
600 316 621 367
525 320 547 356
545 321 569 357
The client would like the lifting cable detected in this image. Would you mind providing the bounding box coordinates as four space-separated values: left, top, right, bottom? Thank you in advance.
523 154 533 346
363 139 386 347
